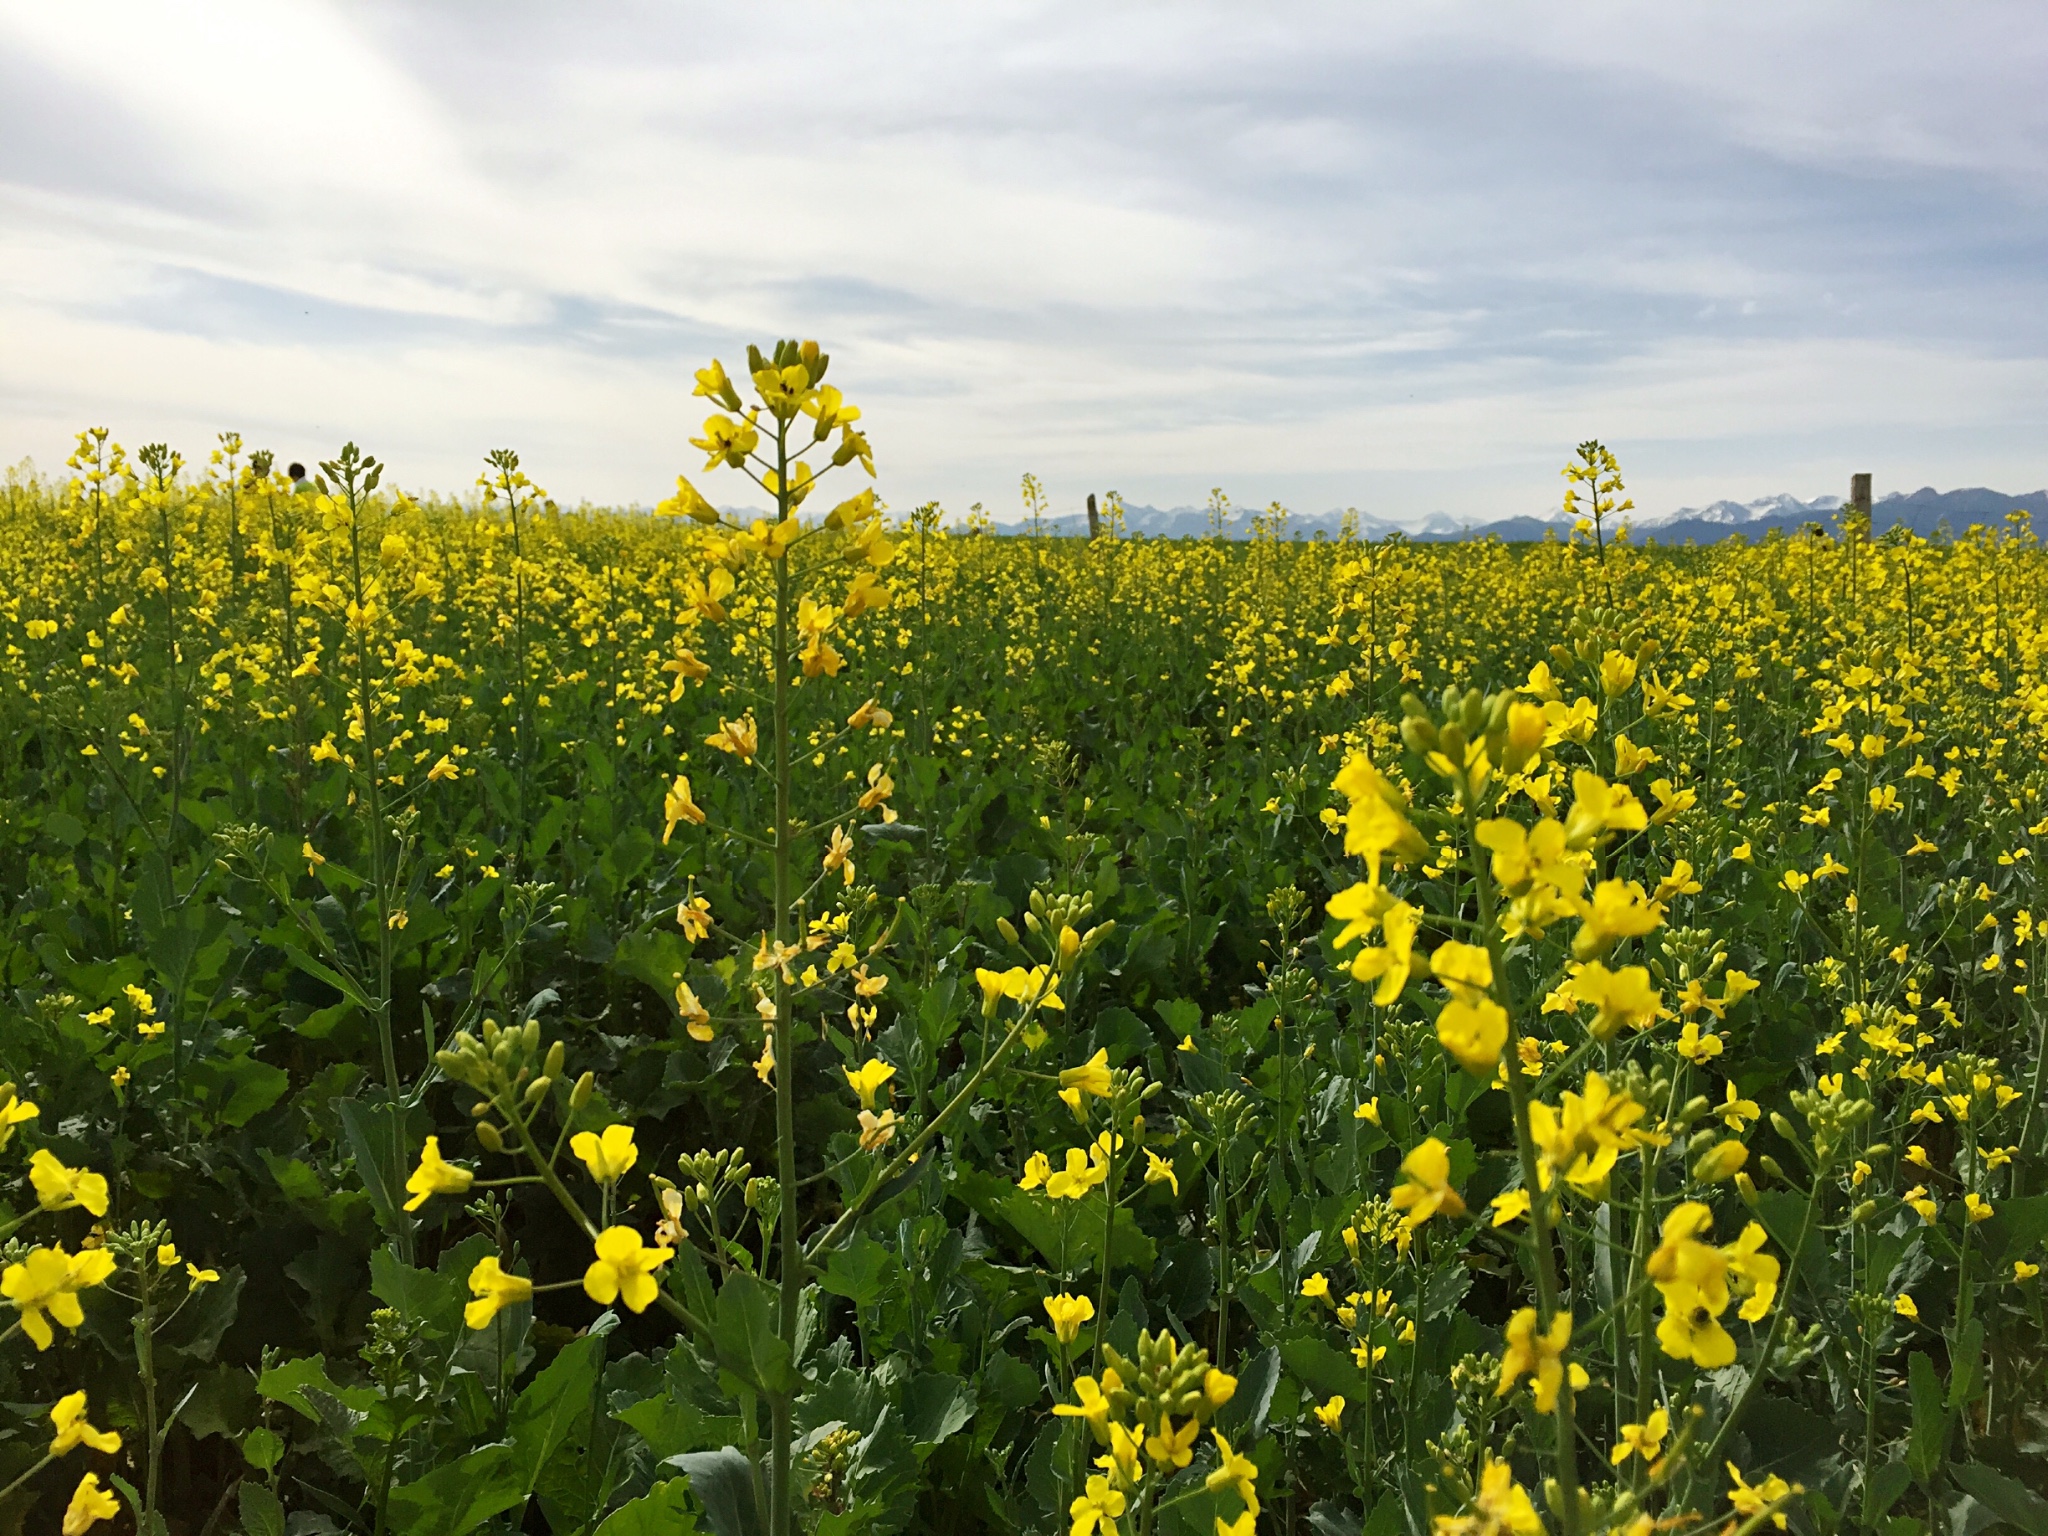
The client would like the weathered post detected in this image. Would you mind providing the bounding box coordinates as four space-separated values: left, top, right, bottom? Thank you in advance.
1086 492 1100 540
1850 472 1871 524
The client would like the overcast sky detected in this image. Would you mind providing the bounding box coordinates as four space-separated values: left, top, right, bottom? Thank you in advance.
3 2 2045 525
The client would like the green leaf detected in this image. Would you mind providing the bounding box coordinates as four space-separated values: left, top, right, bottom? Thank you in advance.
593 1479 700 1536
820 1233 895 1312
665 1448 764 1536
215 1056 290 1127
242 1427 284 1475
238 1483 285 1536
1279 1337 1369 1404
1906 1351 1948 1485
263 1151 326 1204
951 1168 1156 1274
179 1363 259 1441
372 1235 495 1338
1948 1316 1984 1410
711 1272 796 1399
257 1354 377 1420
902 1373 975 1447
387 1442 525 1536
336 1096 417 1240
279 940 374 1015
507 1313 617 1492
161 1267 245 1361
1950 1463 2048 1535
1217 1347 1281 1441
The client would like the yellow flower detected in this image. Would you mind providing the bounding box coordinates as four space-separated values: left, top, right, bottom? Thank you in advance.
676 982 715 1042
1145 1414 1200 1468
1563 770 1646 849
1904 1186 1937 1224
1314 1395 1346 1431
1354 1097 1380 1123
1599 649 1638 697
1044 1146 1110 1201
1143 1149 1179 1196
1693 1140 1749 1183
1437 993 1509 1074
1300 1271 1332 1304
1567 961 1662 1040
1718 1081 1760 1132
1489 1189 1531 1227
1613 732 1658 776
857 1108 899 1150
62 1473 121 1536
859 764 895 811
1722 1222 1779 1321
845 1059 896 1111
1574 878 1662 958
1436 1457 1544 1536
570 1124 638 1184
427 754 459 783
583 1226 674 1313
1053 1374 1117 1441
1676 1020 1723 1062
1526 1071 1648 1201
1610 1407 1668 1467
1060 1049 1113 1101
705 715 758 761
1893 1293 1919 1321
662 774 705 842
403 1136 475 1211
0 1083 38 1147
1069 1472 1127 1536
1043 1292 1094 1345
1204 1428 1259 1509
1390 1137 1466 1228
49 1393 122 1456
1018 1151 1052 1191
462 1256 533 1328
1327 879 1396 948
29 1150 110 1217
157 1243 180 1268
2014 1260 2040 1282
1657 1280 1736 1367
1496 1307 1572 1411
1331 753 1429 886
1346 899 1419 1002
187 1263 220 1290
1964 1192 1994 1223
2 1245 116 1350
676 896 713 941
689 411 759 469
1726 1463 1795 1529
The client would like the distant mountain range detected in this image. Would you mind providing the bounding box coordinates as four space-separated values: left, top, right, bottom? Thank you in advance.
987 485 2048 544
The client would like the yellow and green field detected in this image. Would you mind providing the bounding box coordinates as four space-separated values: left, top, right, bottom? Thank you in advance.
2 349 2044 1536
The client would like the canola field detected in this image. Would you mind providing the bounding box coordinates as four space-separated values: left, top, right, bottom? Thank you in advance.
1 345 2045 1536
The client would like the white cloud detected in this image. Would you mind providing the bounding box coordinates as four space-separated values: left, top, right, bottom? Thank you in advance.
1 0 2043 522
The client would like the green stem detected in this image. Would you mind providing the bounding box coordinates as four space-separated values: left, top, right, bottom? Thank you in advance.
1467 795 1581 1536
1690 1170 1827 1502
770 421 799 1536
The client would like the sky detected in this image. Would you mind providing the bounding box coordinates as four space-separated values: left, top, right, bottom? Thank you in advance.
2 1 2046 526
